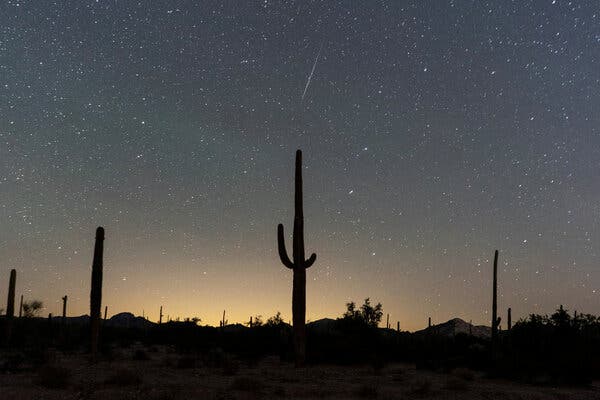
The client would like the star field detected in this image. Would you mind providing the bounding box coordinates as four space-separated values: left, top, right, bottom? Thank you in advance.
1 1 599 330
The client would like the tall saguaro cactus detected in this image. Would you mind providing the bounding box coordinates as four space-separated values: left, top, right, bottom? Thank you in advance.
507 307 512 330
6 269 16 318
4 269 16 345
90 227 104 362
159 306 163 324
491 250 499 352
277 149 317 367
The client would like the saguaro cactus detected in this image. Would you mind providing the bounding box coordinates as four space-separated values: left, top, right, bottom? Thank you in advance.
62 295 68 320
104 306 108 321
90 227 104 362
428 317 431 328
18 294 23 318
277 149 317 367
6 269 16 318
4 269 16 345
507 307 512 330
159 306 163 324
491 250 499 352
220 310 227 328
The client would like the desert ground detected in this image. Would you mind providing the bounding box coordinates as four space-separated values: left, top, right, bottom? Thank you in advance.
0 345 599 400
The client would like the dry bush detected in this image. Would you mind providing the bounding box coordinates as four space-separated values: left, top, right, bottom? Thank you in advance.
105 368 142 386
36 365 71 389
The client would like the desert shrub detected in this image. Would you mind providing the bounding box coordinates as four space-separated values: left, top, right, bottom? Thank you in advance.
36 365 71 389
230 376 262 393
355 383 378 398
105 368 142 386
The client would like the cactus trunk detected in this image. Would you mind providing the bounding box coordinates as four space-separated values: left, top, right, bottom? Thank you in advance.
491 250 498 347
4 269 16 345
277 150 317 367
507 307 512 330
18 294 23 318
159 306 163 324
62 295 68 320
6 269 16 318
90 227 104 362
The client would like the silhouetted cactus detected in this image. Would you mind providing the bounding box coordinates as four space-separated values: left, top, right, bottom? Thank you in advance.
397 321 400 332
507 307 512 330
18 294 23 318
62 295 67 320
491 250 499 354
104 305 107 321
159 306 163 324
428 317 431 328
220 310 229 328
386 313 390 329
277 149 317 367
4 269 16 345
90 227 104 362
6 269 16 318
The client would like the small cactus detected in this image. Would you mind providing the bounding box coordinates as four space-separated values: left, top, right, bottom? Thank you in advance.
62 295 68 320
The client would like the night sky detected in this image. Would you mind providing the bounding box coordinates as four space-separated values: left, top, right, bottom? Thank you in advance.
1 1 599 331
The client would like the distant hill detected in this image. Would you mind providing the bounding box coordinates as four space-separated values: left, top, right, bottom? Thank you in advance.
105 312 155 329
414 318 491 338
307 318 337 333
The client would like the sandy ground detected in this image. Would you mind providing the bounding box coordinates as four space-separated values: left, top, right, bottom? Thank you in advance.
0 346 599 399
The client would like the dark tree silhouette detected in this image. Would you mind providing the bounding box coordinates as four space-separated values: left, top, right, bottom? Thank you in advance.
277 149 317 367
21 300 43 317
342 298 383 327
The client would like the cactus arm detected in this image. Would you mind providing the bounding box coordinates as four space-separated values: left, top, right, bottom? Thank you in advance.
304 253 316 269
277 224 294 269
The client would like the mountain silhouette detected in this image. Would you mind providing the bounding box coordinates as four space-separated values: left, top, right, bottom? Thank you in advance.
415 318 491 338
